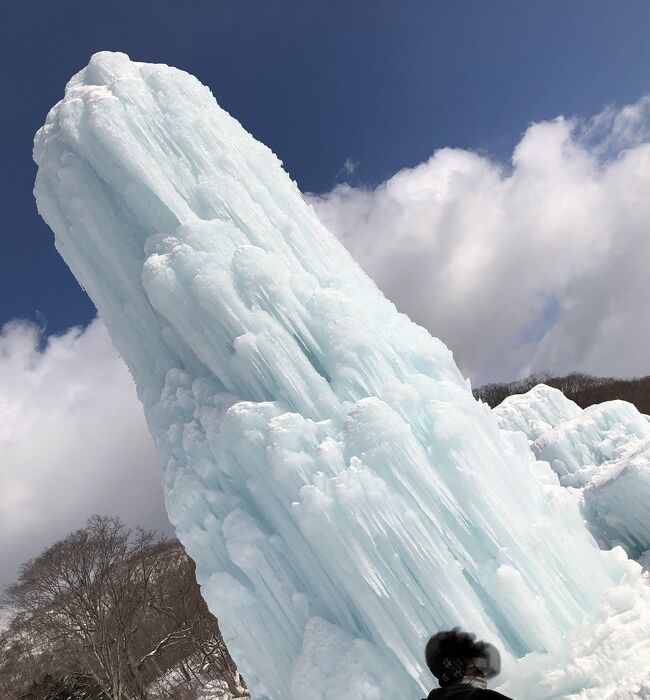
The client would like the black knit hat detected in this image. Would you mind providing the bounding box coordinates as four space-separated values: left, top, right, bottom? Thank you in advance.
425 628 501 687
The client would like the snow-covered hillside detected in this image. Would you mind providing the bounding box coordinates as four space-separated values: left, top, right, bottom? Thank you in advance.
34 52 650 699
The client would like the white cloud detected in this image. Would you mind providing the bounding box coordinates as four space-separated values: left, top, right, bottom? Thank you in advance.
0 319 170 591
309 97 650 384
340 158 359 177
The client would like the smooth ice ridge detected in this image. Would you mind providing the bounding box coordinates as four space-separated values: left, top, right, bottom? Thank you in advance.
495 385 650 559
34 53 650 699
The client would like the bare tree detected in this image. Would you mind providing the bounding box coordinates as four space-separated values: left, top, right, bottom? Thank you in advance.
2 516 246 700
18 672 107 700
473 372 650 413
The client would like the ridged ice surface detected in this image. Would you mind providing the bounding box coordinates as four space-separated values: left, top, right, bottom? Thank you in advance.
496 386 650 559
493 385 583 442
34 53 650 699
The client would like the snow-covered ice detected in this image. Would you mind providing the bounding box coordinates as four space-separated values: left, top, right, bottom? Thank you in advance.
493 384 583 443
34 53 650 699
495 385 650 560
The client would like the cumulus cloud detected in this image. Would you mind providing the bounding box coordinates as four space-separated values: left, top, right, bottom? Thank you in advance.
0 319 170 590
309 97 650 384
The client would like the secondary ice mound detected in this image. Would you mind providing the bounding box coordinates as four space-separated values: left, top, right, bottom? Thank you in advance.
34 53 650 699
496 385 650 560
493 384 583 442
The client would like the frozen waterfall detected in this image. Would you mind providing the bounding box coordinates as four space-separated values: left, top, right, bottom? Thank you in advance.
34 53 650 699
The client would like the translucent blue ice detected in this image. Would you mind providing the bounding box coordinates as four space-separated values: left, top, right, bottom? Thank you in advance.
34 53 650 699
496 385 650 560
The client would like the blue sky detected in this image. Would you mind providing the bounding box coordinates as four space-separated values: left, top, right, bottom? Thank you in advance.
3 0 650 336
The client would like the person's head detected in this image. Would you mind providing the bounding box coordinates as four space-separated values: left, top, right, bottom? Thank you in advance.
425 628 501 687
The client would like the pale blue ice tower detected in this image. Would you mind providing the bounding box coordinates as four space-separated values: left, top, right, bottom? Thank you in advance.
34 52 647 699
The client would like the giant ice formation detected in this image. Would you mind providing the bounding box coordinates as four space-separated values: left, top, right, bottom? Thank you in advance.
495 385 650 560
34 53 650 698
